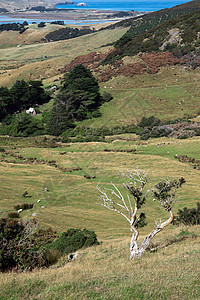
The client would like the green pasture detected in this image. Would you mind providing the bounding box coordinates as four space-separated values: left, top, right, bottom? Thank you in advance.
81 67 200 127
0 136 199 237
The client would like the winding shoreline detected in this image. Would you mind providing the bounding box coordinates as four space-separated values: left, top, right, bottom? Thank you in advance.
0 9 148 23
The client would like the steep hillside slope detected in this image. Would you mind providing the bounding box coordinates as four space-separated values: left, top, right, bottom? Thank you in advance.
0 226 199 299
104 0 200 64
108 0 200 39
104 10 200 64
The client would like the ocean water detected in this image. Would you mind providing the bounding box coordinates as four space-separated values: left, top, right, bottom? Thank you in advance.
56 0 190 12
0 0 191 25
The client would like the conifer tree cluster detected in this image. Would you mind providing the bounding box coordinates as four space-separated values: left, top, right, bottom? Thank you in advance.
47 65 103 136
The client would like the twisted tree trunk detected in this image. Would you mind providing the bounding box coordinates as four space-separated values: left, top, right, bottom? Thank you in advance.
130 227 139 260
130 210 174 260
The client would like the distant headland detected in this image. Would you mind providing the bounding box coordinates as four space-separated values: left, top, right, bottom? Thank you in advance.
56 1 77 5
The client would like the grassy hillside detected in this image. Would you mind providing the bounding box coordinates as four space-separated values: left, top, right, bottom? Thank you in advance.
81 65 200 127
0 23 67 48
0 27 128 87
0 226 199 299
103 1 200 64
0 3 200 297
0 135 200 298
0 0 59 11
107 0 200 42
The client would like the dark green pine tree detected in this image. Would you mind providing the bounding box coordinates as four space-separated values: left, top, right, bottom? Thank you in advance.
63 64 103 111
47 65 103 135
10 80 29 111
0 87 12 121
47 92 75 136
25 80 50 106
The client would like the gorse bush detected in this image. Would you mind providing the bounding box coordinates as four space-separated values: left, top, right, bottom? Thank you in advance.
14 203 34 211
7 212 20 218
61 123 140 142
0 22 27 32
173 202 200 226
138 116 161 129
48 228 99 254
45 27 94 42
137 116 176 140
0 218 57 272
101 91 113 103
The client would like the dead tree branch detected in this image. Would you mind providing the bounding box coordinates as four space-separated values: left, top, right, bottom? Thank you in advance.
97 170 185 260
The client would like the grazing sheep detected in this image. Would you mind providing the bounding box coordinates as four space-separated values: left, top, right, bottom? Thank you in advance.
32 213 38 217
18 209 23 213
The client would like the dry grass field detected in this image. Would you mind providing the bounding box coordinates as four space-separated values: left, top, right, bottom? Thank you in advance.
0 24 66 48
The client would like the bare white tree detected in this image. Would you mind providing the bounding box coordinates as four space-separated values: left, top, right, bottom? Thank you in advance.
18 219 38 246
97 169 185 260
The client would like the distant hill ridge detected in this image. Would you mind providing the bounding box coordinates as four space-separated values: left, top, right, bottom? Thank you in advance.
0 0 60 11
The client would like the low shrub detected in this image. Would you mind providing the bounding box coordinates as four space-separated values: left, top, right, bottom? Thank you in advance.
48 228 99 255
178 134 189 139
173 202 200 226
61 124 139 143
0 218 57 271
195 128 200 136
0 113 45 137
151 125 174 138
45 27 94 42
14 203 34 210
137 119 173 140
72 135 105 143
102 91 113 103
138 116 161 129
7 212 20 218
